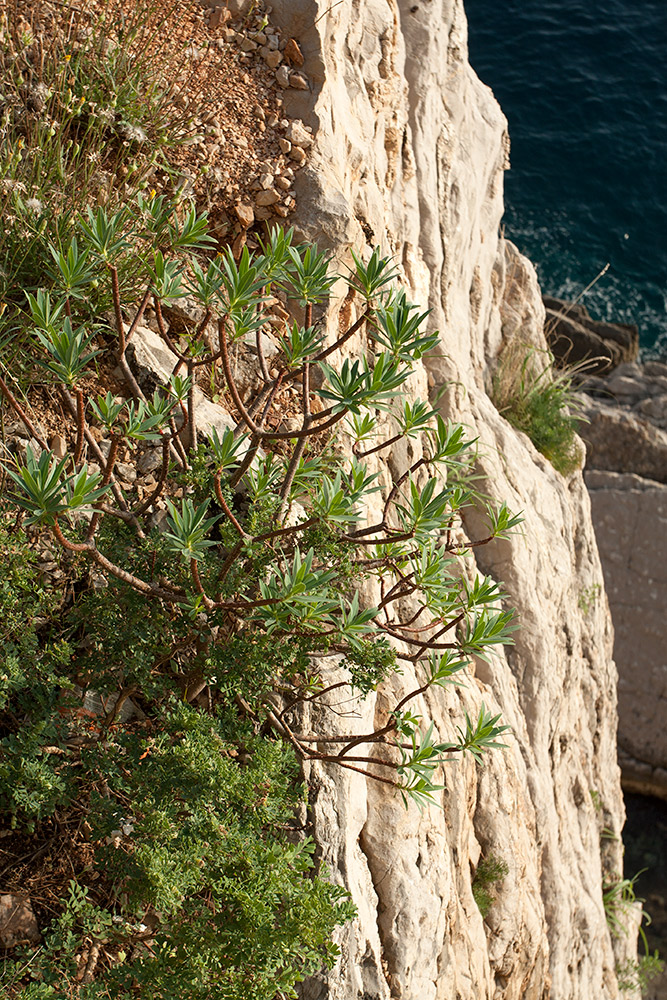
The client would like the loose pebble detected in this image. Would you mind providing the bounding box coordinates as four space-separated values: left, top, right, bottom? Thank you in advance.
284 38 304 66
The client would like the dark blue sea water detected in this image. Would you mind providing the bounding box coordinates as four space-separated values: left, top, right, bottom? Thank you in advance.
465 0 667 356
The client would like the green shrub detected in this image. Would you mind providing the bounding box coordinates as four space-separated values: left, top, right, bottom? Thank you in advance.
0 198 522 995
604 869 664 993
472 854 509 917
491 342 585 475
616 953 664 994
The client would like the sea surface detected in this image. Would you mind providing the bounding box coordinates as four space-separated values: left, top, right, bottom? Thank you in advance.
465 0 667 356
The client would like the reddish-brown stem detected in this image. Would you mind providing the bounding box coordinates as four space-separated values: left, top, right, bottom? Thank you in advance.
214 473 248 538
358 432 402 459
404 611 466 662
350 520 388 538
388 612 442 633
445 535 494 552
342 530 415 546
191 559 214 608
86 433 120 542
169 416 188 466
102 684 138 729
133 437 171 517
310 753 402 767
279 420 310 503
0 374 49 451
52 521 178 600
52 518 92 553
229 436 260 489
59 389 134 519
118 355 147 405
308 308 369 366
125 285 152 347
377 568 415 606
73 387 85 465
216 539 244 590
307 756 401 788
254 517 317 543
219 319 345 441
265 710 307 759
303 361 311 417
64 297 72 319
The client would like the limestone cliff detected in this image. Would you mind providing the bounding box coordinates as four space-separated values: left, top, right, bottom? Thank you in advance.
267 1 636 996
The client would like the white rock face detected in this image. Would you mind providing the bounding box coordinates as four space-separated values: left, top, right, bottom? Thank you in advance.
269 1 636 997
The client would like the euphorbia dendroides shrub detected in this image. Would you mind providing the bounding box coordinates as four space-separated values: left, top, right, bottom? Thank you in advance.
0 196 520 997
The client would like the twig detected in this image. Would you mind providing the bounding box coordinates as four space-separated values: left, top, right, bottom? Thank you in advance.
0 372 49 450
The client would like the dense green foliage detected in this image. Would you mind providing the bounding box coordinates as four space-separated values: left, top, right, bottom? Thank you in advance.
471 854 509 918
491 343 584 475
0 525 354 997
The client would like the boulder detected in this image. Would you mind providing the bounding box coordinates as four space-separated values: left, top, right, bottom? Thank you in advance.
579 392 667 483
543 296 639 373
0 895 40 948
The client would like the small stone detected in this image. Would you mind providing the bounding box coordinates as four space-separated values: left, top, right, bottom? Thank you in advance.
116 463 137 483
50 434 67 459
258 172 274 190
231 135 248 148
271 301 290 321
234 202 254 228
239 37 258 52
275 175 291 191
273 204 290 218
253 104 266 121
137 448 163 476
284 38 304 66
262 47 283 69
289 145 307 165
253 31 268 44
184 44 203 61
208 6 231 28
255 188 281 206
244 332 279 358
280 416 302 434
278 137 292 154
285 119 313 148
0 895 40 948
275 65 291 88
289 71 309 90
90 567 108 590
223 0 253 14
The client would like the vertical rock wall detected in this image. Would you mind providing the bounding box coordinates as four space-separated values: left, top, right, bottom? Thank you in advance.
268 1 636 996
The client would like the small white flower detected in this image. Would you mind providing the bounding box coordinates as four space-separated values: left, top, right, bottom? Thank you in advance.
24 197 43 214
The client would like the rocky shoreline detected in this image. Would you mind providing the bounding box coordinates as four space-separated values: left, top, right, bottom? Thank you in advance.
546 297 667 801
